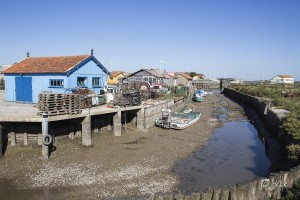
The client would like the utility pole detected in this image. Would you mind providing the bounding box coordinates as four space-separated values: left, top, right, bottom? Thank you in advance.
110 61 115 72
159 60 164 72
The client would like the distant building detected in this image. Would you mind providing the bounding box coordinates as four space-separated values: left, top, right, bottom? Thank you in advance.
3 51 109 103
165 73 178 87
0 64 12 79
192 74 205 80
230 79 243 84
108 71 126 85
126 68 167 89
270 75 294 84
177 73 192 86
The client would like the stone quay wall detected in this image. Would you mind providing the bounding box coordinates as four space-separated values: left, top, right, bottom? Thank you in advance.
153 88 300 200
223 88 284 136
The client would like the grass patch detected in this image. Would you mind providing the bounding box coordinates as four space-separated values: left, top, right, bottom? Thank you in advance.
279 180 300 200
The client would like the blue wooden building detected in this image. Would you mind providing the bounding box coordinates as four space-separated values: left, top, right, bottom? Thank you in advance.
3 51 110 103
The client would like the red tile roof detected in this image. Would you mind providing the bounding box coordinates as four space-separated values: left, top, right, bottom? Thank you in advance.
3 55 90 74
110 71 125 77
180 73 192 80
279 75 294 78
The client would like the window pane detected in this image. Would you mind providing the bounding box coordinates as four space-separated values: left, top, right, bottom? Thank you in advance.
78 77 87 87
50 79 63 87
93 78 100 87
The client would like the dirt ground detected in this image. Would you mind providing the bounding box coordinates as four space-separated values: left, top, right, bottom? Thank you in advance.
0 92 244 200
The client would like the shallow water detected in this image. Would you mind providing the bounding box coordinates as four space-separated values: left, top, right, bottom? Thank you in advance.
173 120 271 192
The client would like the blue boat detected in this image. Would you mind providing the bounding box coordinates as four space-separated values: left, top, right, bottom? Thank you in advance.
193 89 205 102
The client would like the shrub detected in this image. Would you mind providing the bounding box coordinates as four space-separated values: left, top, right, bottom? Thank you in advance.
280 180 300 200
286 144 300 161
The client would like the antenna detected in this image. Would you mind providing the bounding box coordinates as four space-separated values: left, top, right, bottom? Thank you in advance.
159 60 165 71
110 61 115 72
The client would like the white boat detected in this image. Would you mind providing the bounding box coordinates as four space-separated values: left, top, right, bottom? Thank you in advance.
155 108 201 130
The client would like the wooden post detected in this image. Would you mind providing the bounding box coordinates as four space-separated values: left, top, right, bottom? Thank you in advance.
42 115 49 159
113 109 122 136
107 117 112 131
11 128 16 146
137 106 145 131
82 109 92 146
24 128 28 146
220 79 223 90
38 133 42 145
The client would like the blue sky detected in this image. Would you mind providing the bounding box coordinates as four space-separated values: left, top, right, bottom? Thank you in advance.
1 0 300 80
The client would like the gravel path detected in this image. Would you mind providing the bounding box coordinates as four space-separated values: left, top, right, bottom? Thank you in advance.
0 92 243 199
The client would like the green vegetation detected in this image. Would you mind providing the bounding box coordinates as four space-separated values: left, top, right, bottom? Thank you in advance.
279 180 300 200
228 83 300 163
185 72 204 79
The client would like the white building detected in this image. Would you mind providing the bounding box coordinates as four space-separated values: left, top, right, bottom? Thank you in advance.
0 64 12 79
270 75 294 84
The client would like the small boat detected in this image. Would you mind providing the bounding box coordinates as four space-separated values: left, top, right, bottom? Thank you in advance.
155 108 201 130
193 90 205 102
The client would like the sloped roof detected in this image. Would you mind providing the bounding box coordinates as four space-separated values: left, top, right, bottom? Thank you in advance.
110 71 125 77
0 64 13 73
165 73 177 79
128 69 166 78
278 75 294 78
4 55 91 74
144 69 166 78
179 73 192 80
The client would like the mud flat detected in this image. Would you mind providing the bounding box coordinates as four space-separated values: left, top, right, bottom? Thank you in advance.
0 92 243 199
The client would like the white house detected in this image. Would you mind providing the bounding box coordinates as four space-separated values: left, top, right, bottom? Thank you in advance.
0 64 12 79
270 75 294 84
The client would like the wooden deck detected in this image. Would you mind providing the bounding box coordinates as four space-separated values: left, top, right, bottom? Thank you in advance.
0 90 142 122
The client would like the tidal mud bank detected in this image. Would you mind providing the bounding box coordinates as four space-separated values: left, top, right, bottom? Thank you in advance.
0 92 256 199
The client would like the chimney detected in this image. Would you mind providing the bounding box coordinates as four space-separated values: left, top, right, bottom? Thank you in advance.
27 52 30 57
91 48 94 56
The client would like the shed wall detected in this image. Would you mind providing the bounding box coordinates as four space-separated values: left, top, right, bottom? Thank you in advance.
68 60 108 93
4 60 109 103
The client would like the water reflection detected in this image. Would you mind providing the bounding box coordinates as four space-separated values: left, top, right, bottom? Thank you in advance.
174 120 271 192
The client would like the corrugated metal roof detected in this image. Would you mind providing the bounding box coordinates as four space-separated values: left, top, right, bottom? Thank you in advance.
3 55 90 74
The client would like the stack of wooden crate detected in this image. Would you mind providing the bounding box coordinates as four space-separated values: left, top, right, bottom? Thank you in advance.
65 94 81 115
38 93 81 116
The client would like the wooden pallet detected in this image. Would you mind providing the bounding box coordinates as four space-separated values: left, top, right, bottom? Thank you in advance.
38 93 82 116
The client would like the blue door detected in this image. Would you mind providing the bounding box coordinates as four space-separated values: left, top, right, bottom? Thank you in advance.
15 77 32 102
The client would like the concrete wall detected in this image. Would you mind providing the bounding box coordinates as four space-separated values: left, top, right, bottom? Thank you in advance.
144 98 185 129
154 165 300 200
222 88 287 138
154 88 300 200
